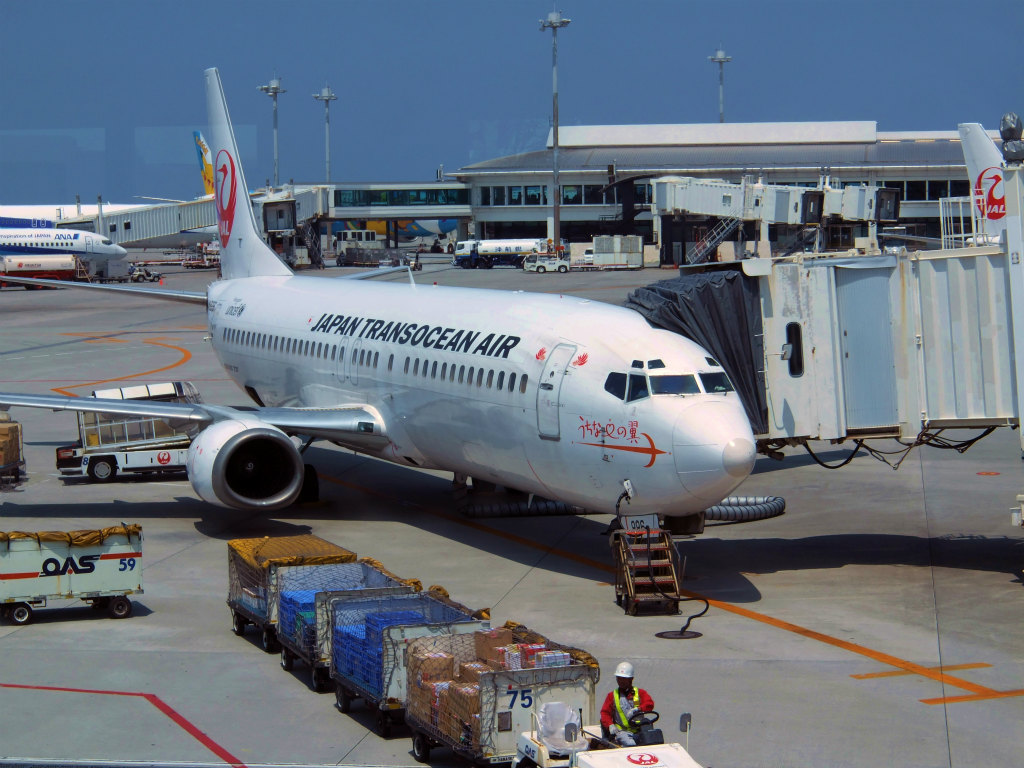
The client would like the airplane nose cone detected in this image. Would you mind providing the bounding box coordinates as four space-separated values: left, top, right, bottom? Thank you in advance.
673 399 755 503
116 245 128 257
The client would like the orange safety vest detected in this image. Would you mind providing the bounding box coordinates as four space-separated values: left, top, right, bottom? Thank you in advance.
612 687 641 731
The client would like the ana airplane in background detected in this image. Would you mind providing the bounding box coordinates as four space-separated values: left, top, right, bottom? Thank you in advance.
0 68 756 521
0 219 127 266
958 122 1006 242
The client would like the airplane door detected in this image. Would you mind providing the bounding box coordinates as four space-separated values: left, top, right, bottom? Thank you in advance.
536 344 576 439
85 237 94 254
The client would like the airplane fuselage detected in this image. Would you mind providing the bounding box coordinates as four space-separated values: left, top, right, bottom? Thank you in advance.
207 275 756 516
0 227 128 265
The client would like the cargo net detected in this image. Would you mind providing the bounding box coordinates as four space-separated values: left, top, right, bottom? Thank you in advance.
331 592 476 700
406 625 600 756
278 562 411 652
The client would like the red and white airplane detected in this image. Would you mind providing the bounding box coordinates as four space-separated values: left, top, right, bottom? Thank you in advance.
0 68 756 519
958 122 1006 242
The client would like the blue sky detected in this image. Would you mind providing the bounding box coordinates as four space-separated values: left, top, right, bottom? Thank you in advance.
0 0 1020 204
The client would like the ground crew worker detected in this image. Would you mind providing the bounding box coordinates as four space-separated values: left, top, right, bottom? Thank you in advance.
600 661 655 747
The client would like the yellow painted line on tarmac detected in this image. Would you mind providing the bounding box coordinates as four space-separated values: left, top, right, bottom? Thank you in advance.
851 663 991 679
319 469 1021 705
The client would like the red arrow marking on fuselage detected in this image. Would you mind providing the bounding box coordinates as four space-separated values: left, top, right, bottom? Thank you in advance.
577 432 667 468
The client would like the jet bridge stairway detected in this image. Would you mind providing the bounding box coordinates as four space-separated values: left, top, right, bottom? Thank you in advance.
688 217 741 264
612 524 684 616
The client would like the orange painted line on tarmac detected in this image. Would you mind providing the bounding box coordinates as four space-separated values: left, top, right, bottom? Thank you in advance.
50 339 193 397
851 663 991 679
921 689 1024 705
320 465 1010 703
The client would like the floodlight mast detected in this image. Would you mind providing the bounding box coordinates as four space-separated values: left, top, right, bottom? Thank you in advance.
313 84 338 183
540 10 571 253
258 76 286 187
708 46 731 123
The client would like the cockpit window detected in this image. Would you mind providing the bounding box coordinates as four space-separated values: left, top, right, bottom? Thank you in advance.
630 360 644 369
626 373 649 402
101 239 113 246
650 374 700 395
647 359 665 369
604 372 627 399
699 371 734 393
705 356 720 367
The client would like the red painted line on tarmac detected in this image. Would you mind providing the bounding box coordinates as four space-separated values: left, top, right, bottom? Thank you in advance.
0 683 247 767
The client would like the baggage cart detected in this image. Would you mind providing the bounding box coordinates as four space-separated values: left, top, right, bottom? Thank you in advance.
0 524 143 624
329 590 487 736
0 417 25 489
226 535 356 652
275 559 419 692
405 625 600 765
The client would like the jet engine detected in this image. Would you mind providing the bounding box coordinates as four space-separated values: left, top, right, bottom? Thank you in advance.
186 418 304 510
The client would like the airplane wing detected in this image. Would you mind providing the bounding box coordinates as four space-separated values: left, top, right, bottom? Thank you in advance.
337 265 418 280
0 393 389 449
0 274 207 304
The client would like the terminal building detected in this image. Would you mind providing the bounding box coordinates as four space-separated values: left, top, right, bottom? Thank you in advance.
60 119 989 264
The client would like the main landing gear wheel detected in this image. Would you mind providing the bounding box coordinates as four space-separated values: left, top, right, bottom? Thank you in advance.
412 732 431 762
107 596 132 619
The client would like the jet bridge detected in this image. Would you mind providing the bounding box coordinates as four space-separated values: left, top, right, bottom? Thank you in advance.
651 176 899 264
629 165 1024 528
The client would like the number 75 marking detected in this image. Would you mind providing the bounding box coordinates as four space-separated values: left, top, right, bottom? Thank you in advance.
506 688 533 709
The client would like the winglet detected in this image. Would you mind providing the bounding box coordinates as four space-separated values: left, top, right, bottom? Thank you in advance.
205 68 292 280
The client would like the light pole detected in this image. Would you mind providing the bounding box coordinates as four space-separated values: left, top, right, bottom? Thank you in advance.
540 9 570 253
708 46 731 123
313 84 337 183
258 76 286 187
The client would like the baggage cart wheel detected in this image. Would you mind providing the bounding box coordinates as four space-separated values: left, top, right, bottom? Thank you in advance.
627 600 639 617
336 686 352 713
87 456 117 483
537 265 546 273
231 611 247 636
558 264 568 273
376 710 392 738
261 627 279 653
9 603 33 625
280 648 294 671
107 596 133 619
311 665 331 692
91 597 110 610
412 731 431 762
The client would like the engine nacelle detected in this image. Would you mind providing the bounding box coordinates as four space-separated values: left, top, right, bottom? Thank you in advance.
186 418 304 510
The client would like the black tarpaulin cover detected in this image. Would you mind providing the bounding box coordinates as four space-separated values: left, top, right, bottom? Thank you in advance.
624 269 767 435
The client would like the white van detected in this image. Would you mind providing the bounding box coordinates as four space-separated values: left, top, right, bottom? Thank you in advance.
523 253 571 273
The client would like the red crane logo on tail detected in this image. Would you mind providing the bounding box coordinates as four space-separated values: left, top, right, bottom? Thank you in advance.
974 167 1005 221
215 149 238 245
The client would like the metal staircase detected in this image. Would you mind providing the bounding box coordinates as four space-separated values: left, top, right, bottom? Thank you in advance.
612 524 684 615
688 217 741 264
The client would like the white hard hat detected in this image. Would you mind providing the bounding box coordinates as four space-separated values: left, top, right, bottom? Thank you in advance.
614 661 634 678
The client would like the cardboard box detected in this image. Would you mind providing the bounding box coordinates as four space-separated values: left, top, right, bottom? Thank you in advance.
457 661 490 683
473 627 514 661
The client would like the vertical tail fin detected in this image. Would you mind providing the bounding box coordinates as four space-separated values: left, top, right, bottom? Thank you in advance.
193 131 215 196
205 68 292 279
958 123 1006 240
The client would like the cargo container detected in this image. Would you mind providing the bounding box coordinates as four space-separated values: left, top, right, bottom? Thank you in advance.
330 590 487 736
275 559 419 693
0 416 25 488
0 525 143 624
226 535 356 652
405 624 600 765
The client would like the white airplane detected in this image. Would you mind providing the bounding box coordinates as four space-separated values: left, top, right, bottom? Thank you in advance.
0 68 756 520
958 122 1006 242
0 220 128 266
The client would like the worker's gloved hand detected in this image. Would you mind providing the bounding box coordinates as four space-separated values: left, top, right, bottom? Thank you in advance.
609 724 620 736
622 702 637 719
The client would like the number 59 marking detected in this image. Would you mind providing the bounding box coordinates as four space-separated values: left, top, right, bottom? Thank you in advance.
506 688 533 709
118 558 136 571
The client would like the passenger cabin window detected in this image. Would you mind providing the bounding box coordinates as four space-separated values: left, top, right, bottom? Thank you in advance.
699 372 734 393
650 374 700 395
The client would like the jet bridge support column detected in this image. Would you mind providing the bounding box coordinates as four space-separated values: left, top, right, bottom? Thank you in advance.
1003 164 1024 526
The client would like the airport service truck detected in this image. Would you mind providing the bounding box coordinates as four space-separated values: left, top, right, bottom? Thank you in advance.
0 254 77 287
453 239 550 269
0 524 143 625
55 381 202 482
523 253 572 273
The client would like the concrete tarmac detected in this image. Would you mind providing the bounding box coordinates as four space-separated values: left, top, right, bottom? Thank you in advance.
1 262 1022 768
